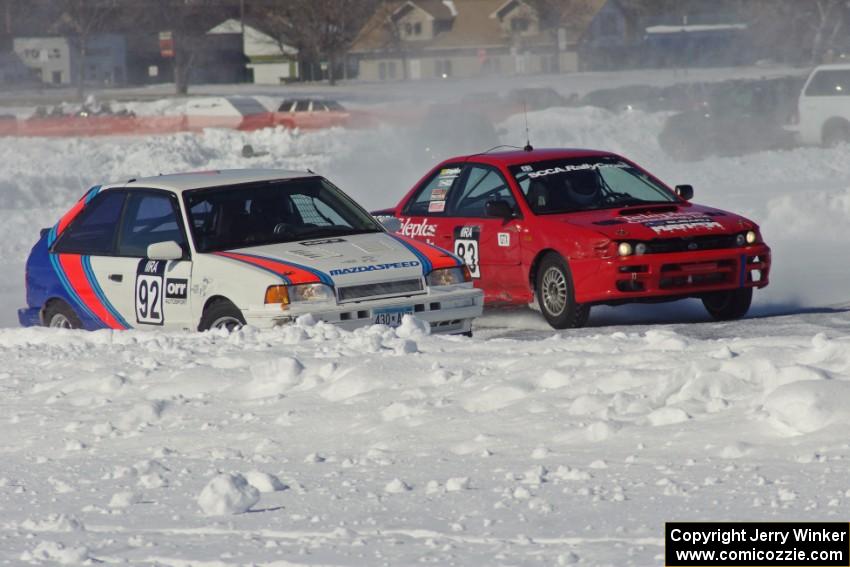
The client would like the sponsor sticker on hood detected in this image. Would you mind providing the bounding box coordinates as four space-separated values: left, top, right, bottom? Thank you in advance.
621 212 724 234
329 260 420 276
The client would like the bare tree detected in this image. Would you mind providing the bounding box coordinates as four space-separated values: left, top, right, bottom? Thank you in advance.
51 0 119 100
745 0 849 65
808 0 847 63
256 0 379 85
133 0 238 94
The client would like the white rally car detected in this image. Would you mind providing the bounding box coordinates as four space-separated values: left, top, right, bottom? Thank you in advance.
19 169 483 334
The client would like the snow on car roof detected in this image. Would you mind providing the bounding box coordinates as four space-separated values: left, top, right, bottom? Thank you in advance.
103 168 313 194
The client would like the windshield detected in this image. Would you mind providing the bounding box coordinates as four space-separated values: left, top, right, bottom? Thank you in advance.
184 177 383 253
509 157 677 214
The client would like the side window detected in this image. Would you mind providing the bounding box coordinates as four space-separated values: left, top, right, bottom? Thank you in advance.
294 100 310 112
53 191 125 255
451 165 516 217
805 70 850 97
404 165 463 216
117 192 186 258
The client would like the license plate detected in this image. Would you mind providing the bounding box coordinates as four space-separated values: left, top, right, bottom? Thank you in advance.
373 306 413 327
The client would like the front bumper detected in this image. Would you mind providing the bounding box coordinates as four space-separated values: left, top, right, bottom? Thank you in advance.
18 306 41 328
242 286 484 334
572 244 771 305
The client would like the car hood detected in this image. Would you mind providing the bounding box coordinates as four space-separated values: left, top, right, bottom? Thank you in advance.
218 232 458 288
548 203 753 240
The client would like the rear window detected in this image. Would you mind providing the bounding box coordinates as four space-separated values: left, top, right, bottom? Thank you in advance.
228 97 267 116
805 70 850 96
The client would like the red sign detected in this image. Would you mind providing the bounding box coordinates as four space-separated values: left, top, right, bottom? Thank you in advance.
159 31 174 58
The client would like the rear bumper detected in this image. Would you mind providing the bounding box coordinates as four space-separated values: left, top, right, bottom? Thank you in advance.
242 286 484 334
572 244 771 304
18 306 41 328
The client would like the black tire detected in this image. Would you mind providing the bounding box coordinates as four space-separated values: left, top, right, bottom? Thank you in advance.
823 121 850 147
535 253 590 329
198 299 246 332
701 287 753 321
43 300 82 329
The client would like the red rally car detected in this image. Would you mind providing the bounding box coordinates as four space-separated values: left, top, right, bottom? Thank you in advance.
376 148 771 329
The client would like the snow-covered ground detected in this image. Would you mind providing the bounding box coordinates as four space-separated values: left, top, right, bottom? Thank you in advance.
1 95 850 565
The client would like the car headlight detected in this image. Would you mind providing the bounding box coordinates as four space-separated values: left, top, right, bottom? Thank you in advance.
736 231 758 246
427 266 471 287
617 242 633 257
265 283 335 309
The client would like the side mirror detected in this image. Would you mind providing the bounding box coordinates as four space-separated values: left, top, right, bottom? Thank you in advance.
375 215 401 233
675 184 694 201
485 199 514 219
147 240 184 261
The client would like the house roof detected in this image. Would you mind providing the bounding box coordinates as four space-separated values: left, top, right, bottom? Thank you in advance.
351 0 609 55
393 0 456 21
208 18 298 57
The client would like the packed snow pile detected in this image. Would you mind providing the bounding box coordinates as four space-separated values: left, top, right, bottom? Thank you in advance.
1 316 850 564
197 473 260 516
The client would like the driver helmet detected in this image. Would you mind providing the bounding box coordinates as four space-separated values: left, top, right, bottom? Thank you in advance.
563 170 601 206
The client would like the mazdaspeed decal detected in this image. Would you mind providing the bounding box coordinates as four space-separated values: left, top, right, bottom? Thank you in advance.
329 261 420 276
213 251 333 286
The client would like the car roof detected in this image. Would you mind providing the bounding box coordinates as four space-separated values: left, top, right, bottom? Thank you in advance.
438 147 617 168
812 63 850 71
101 168 314 194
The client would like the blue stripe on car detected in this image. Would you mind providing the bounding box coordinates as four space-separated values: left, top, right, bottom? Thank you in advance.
387 234 432 275
82 255 130 329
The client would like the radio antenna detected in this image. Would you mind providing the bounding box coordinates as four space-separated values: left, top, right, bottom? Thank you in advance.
523 101 533 152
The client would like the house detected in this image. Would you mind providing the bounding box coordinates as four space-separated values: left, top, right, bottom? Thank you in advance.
0 51 36 86
13 34 126 86
208 18 299 84
578 0 640 70
350 0 607 81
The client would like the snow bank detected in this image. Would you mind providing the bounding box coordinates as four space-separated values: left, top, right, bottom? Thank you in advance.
0 314 849 564
764 380 850 435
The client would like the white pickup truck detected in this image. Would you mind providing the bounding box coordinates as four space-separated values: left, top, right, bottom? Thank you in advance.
795 63 850 146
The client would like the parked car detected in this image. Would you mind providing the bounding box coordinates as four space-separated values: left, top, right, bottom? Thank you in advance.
20 170 483 334
375 148 771 329
272 98 354 129
793 63 850 146
659 77 802 160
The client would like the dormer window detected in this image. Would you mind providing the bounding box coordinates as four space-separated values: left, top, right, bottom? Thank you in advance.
403 21 423 37
511 17 529 33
